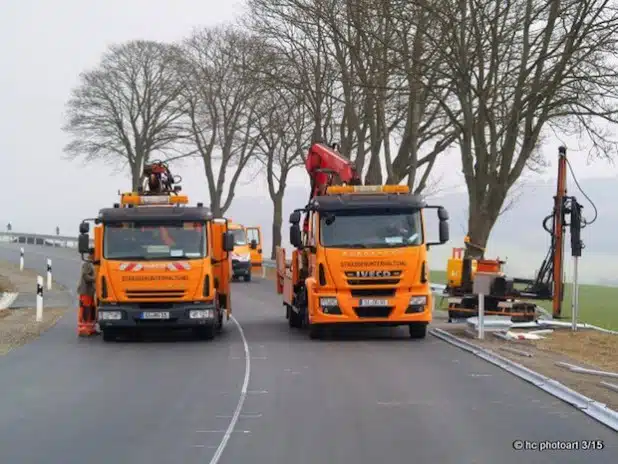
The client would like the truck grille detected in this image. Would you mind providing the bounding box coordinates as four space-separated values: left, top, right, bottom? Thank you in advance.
125 289 186 299
350 288 396 298
354 306 394 318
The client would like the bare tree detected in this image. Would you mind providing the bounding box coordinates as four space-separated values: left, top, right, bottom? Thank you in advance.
179 26 265 216
245 0 454 191
254 88 313 258
63 40 190 189
418 0 618 257
245 0 349 146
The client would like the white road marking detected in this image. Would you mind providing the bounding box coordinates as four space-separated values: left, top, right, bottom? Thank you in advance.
208 315 251 464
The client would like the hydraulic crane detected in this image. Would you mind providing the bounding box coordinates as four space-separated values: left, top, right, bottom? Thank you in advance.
445 146 594 321
302 143 362 233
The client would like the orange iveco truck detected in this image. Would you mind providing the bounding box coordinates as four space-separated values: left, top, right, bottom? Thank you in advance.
275 143 450 339
77 189 235 342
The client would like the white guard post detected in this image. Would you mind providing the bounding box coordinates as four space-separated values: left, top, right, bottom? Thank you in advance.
478 294 485 339
572 256 580 332
473 272 493 340
46 258 52 290
36 276 44 322
20 247 24 271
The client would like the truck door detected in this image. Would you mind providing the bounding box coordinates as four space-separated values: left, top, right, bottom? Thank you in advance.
246 226 263 267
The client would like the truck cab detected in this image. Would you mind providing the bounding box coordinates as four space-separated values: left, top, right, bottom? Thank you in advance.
228 222 252 282
245 226 263 269
77 193 235 341
276 185 449 339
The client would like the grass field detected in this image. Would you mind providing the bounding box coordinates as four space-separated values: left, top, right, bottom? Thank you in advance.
429 270 618 330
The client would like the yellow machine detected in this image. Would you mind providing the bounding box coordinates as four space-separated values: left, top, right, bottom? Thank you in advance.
77 186 235 342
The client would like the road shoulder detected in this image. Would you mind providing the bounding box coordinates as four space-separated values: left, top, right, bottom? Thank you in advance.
437 325 618 412
0 260 70 355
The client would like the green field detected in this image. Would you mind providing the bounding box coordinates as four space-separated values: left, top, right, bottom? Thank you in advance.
429 270 618 330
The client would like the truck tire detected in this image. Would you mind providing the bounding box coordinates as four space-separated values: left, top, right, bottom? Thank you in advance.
288 307 303 328
195 325 216 340
409 323 427 339
244 273 251 282
102 329 118 342
308 323 323 339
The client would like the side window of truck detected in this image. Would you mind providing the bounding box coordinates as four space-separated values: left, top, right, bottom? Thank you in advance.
308 213 317 246
247 228 258 243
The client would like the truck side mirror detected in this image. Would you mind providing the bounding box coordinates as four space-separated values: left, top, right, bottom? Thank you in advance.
289 211 301 224
79 222 90 234
290 224 302 248
223 231 234 252
250 239 257 249
439 220 449 243
438 207 449 221
78 233 90 254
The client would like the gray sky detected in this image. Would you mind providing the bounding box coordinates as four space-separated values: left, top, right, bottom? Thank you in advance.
2 0 617 243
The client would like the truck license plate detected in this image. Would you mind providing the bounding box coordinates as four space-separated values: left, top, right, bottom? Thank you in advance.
359 299 389 306
141 311 170 319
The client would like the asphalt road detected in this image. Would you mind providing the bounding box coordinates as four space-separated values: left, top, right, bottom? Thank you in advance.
0 242 616 464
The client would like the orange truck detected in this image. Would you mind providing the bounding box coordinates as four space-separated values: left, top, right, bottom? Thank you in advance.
275 184 450 339
77 192 235 342
228 222 263 282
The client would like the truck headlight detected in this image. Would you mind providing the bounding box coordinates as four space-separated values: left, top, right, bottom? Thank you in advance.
99 311 122 320
320 297 338 307
190 309 214 319
409 296 427 306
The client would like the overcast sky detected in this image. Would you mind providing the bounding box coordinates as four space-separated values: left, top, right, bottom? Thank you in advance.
2 0 617 238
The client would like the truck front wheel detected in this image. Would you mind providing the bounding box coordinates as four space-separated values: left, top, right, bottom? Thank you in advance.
408 323 427 339
288 306 303 328
102 329 119 342
308 323 324 339
195 325 216 340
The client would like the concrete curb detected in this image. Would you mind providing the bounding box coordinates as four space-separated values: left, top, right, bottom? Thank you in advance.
430 327 618 432
0 292 19 310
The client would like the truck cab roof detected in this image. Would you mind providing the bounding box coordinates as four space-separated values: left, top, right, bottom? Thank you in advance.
98 206 212 223
308 193 426 213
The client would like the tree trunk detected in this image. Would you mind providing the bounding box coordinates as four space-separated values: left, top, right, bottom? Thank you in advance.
271 193 284 260
465 193 502 259
131 163 142 191
210 199 222 218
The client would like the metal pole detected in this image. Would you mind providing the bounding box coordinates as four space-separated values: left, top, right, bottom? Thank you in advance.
572 256 579 331
20 247 24 271
478 293 485 339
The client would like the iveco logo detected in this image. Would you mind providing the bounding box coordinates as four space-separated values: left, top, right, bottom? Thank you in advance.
346 270 401 278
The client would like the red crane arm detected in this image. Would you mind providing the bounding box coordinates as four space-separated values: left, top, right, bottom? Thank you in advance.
305 143 361 199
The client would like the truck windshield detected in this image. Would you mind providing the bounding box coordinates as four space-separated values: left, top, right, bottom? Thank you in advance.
319 211 423 248
231 229 247 245
103 221 206 260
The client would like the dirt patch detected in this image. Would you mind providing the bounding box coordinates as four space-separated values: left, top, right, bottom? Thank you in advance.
0 274 16 293
0 307 68 355
441 326 618 410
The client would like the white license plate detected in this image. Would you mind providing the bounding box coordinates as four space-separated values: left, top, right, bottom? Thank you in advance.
141 311 170 319
359 299 389 306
